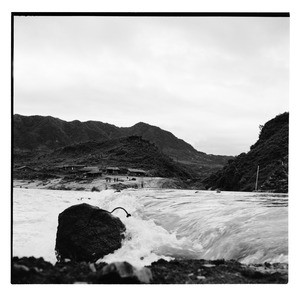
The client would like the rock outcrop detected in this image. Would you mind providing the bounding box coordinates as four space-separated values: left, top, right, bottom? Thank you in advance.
203 112 288 192
11 257 288 284
99 262 152 284
55 203 126 262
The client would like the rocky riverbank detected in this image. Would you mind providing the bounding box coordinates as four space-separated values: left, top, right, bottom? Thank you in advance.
12 256 288 284
13 175 186 191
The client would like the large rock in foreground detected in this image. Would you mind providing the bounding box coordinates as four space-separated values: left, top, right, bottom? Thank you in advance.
55 203 126 262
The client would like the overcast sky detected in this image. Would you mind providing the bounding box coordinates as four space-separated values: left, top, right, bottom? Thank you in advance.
14 16 289 155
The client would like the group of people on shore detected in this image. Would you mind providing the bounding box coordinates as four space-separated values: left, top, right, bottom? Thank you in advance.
104 175 144 188
105 177 119 183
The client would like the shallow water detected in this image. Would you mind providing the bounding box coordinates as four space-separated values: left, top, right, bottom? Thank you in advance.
13 188 288 268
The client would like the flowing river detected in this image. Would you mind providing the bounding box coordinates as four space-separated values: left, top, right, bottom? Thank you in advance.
13 188 288 268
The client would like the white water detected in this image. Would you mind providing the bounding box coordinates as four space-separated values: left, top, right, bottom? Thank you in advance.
13 188 288 268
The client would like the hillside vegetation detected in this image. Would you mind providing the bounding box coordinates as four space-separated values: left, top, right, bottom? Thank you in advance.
13 114 231 171
203 113 289 193
14 136 196 182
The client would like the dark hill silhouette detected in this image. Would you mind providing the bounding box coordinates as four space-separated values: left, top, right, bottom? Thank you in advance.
122 122 196 153
13 114 231 170
14 136 195 181
203 112 289 193
56 136 195 179
13 114 122 150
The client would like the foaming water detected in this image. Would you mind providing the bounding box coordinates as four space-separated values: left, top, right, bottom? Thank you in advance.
13 188 288 267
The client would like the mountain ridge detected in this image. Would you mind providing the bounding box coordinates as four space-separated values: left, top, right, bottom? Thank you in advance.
13 114 231 170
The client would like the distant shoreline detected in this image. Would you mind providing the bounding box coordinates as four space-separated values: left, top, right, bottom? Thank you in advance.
12 176 189 191
12 177 289 194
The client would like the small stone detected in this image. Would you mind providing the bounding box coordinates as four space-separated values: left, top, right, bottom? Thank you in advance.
99 262 152 284
32 267 42 273
89 263 96 273
197 275 206 280
74 282 88 284
135 267 153 284
264 262 271 268
13 264 30 272
185 280 194 284
203 264 216 268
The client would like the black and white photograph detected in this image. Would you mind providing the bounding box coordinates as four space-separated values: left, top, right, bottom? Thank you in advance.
11 13 289 285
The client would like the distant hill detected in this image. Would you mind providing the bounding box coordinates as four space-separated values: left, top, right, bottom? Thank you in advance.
13 114 231 171
13 136 196 181
13 114 122 151
203 113 289 193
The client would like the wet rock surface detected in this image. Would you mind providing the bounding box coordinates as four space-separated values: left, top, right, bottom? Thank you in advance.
149 259 288 284
55 203 126 262
11 257 288 284
98 262 152 284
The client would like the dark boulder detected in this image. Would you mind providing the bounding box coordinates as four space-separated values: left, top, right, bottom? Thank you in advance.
55 203 126 262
